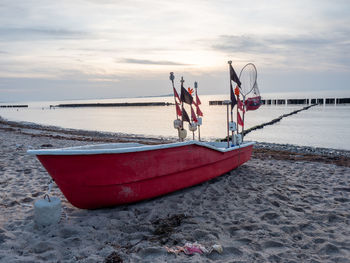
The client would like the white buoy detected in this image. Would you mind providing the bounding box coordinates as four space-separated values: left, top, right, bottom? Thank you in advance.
178 128 187 139
229 121 237 132
173 119 182 129
236 134 242 144
189 122 197 132
34 195 61 227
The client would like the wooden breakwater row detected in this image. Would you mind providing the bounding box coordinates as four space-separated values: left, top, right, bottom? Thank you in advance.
51 102 173 108
243 104 317 136
0 105 28 108
209 97 350 105
263 98 350 105
221 104 318 142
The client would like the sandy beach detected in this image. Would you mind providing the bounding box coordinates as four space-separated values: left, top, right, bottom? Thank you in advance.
0 118 349 263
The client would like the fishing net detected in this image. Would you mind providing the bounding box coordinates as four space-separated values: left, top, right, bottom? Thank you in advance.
239 63 261 111
238 63 257 97
252 82 260 97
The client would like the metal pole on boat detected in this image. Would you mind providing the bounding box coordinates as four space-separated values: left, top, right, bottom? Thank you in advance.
236 93 239 137
230 111 234 143
194 81 201 141
241 95 245 141
170 72 180 141
223 100 231 148
228 61 234 145
180 76 185 142
170 72 178 121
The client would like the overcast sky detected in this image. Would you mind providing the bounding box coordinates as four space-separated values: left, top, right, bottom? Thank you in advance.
1 0 349 102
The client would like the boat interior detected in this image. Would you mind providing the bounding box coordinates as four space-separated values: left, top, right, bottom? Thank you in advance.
27 140 255 155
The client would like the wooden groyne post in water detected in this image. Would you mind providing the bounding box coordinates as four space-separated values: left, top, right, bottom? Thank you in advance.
0 105 28 108
260 97 350 105
220 104 318 142
210 97 350 106
243 104 318 136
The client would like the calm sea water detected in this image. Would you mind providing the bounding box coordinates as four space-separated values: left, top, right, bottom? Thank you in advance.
1 93 350 150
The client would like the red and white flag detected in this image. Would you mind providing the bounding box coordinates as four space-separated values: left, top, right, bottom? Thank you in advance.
196 94 201 105
237 98 245 113
191 106 198 122
175 101 182 117
237 112 244 127
196 104 203 117
173 87 181 102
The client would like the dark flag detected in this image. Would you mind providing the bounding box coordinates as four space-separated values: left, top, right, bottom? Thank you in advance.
230 83 237 110
182 107 191 123
181 86 193 105
230 64 241 87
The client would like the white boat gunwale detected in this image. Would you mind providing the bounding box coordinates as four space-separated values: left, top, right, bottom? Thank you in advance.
27 140 255 156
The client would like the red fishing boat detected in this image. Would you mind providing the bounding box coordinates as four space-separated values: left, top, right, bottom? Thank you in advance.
28 63 260 209
28 141 254 209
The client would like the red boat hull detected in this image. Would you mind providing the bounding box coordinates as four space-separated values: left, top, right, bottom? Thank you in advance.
33 142 253 209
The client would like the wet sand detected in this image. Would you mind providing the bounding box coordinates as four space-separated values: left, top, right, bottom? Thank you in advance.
0 118 349 262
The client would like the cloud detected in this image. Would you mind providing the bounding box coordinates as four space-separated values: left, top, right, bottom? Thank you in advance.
0 27 89 41
0 0 349 101
212 32 350 71
213 35 273 54
213 34 340 53
121 58 190 66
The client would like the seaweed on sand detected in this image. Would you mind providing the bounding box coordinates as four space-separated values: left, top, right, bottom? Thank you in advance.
151 214 188 245
104 251 123 263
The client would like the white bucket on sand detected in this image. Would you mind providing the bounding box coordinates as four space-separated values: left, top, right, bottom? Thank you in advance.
34 195 61 227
